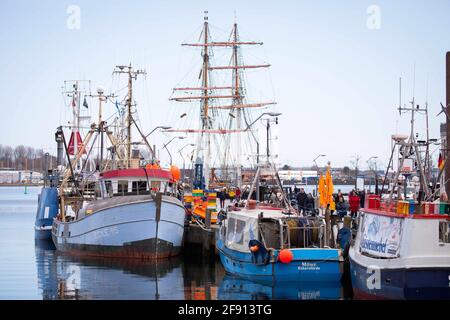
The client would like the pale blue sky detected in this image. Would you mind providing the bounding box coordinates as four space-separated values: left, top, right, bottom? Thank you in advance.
1 0 450 169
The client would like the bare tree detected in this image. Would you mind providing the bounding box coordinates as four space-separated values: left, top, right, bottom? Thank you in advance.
26 146 35 171
3 146 13 168
0 144 4 167
14 145 27 170
350 154 361 189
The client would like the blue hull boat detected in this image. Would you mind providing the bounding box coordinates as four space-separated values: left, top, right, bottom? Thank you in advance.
217 238 341 283
216 205 343 284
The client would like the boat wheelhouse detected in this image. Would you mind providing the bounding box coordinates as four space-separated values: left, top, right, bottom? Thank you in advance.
216 202 343 284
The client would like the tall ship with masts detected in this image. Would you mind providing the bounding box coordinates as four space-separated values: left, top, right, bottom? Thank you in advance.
50 65 186 259
168 12 277 195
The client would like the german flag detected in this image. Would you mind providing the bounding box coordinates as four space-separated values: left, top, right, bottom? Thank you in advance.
438 152 445 170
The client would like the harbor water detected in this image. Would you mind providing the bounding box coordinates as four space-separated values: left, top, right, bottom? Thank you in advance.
0 186 352 300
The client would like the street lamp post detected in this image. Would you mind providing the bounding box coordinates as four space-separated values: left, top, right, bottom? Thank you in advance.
245 112 281 201
178 143 195 180
145 126 172 139
313 154 326 197
162 136 186 165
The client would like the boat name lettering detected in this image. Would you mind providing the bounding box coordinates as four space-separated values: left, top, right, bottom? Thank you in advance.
93 226 119 240
299 291 320 299
298 262 320 271
360 238 387 253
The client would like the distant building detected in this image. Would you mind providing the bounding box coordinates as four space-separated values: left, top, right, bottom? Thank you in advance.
278 170 317 181
0 170 43 184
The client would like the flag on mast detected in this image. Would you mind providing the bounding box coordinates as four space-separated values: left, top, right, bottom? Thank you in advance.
438 152 445 170
68 132 86 155
83 96 89 108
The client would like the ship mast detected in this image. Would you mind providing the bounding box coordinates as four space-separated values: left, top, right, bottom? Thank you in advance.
232 22 243 188
389 97 431 202
113 64 146 168
71 82 80 170
169 14 276 189
202 12 211 187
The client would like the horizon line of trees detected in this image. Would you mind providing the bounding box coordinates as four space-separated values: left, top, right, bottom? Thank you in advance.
0 144 55 172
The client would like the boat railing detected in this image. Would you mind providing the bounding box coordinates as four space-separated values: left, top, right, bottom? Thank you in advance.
285 224 325 249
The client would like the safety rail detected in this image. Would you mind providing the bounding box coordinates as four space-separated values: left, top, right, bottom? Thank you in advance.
285 224 325 249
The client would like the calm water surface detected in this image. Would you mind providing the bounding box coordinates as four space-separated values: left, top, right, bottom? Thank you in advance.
0 186 351 300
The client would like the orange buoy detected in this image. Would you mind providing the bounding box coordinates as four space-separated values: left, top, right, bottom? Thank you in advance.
278 249 293 264
249 245 259 253
170 165 181 181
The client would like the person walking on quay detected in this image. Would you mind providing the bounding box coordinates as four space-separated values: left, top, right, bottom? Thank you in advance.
336 196 348 219
229 188 236 202
296 188 307 213
218 188 227 209
305 193 315 215
349 190 360 219
235 187 241 202
359 189 366 208
242 187 249 200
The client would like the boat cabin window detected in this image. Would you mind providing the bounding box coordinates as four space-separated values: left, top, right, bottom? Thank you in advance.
227 217 236 243
117 180 128 195
260 218 282 249
234 219 246 245
104 180 113 197
132 181 148 195
439 221 450 244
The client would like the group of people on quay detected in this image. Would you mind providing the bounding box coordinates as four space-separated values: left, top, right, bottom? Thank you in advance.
294 186 366 219
213 185 368 220
215 186 286 209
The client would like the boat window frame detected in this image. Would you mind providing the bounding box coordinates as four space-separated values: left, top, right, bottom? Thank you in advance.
234 219 246 245
439 220 450 244
104 180 113 197
132 180 148 195
117 180 128 196
226 217 236 244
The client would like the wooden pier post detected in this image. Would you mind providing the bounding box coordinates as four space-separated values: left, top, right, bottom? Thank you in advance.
205 208 212 230
325 206 330 247
202 208 213 257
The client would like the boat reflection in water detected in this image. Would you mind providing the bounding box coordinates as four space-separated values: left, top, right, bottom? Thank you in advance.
218 275 345 300
35 239 186 299
35 239 58 299
34 240 225 300
35 239 347 300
